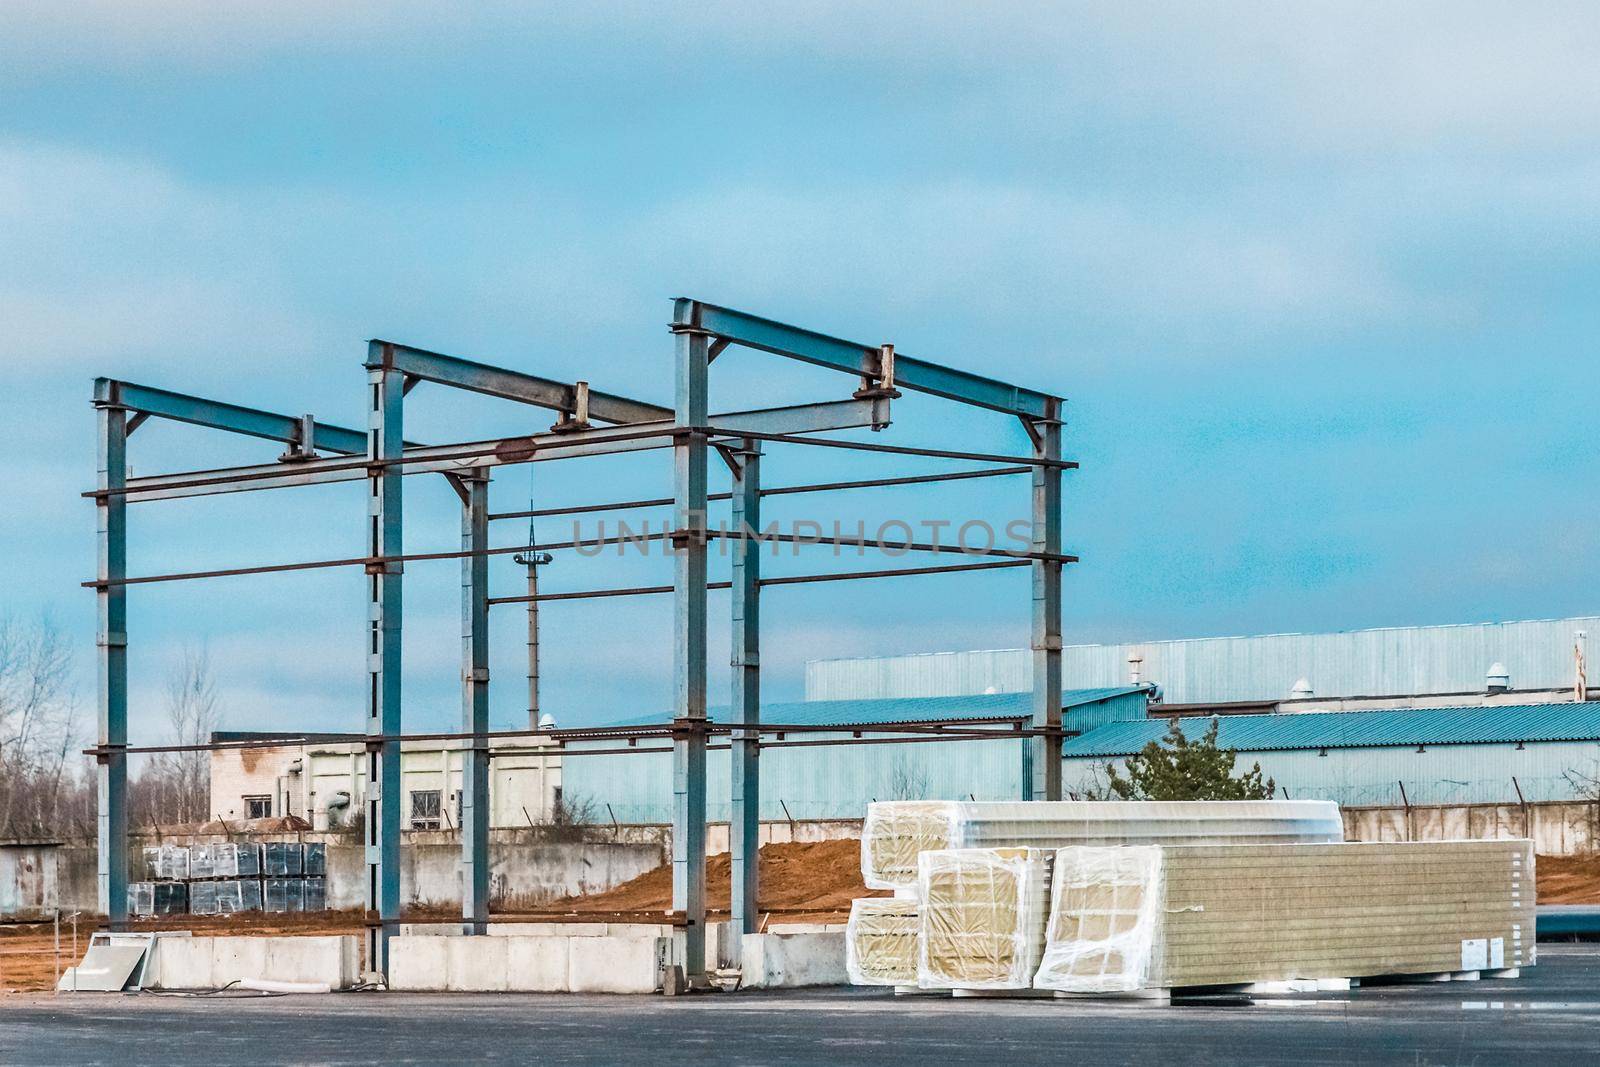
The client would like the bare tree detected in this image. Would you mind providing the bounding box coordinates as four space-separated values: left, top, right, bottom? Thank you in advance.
130 646 220 828
884 753 931 801
0 613 89 838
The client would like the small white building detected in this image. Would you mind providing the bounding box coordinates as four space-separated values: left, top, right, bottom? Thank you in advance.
208 731 562 832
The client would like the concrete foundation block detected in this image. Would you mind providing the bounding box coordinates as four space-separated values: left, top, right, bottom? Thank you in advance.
267 936 360 988
568 936 668 994
212 937 270 986
507 936 571 992
152 936 216 989
388 936 448 992
740 932 848 989
446 935 510 992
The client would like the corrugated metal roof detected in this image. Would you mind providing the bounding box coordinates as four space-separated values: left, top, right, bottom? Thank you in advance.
1061 701 1600 757
806 616 1600 704
600 687 1143 728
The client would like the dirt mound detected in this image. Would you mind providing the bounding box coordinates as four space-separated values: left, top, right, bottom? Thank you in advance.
1536 853 1600 904
544 838 884 922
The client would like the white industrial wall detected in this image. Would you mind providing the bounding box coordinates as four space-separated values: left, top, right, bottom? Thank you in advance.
807 616 1600 705
1064 739 1600 807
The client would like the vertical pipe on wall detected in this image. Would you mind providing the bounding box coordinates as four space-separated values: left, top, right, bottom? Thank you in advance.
94 388 128 928
1029 408 1063 801
729 438 762 951
671 298 710 981
460 469 491 935
365 344 405 976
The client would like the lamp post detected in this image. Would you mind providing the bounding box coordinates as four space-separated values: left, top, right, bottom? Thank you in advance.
511 550 554 730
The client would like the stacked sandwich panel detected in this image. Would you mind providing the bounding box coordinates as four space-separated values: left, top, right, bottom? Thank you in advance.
916 847 1053 990
860 800 1344 890
1033 839 1534 993
845 897 921 986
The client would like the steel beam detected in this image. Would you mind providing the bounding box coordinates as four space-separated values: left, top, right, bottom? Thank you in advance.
93 378 368 455
113 397 888 504
372 340 673 426
729 439 761 950
94 398 128 929
460 469 491 935
1029 413 1064 801
691 301 1060 419
365 348 404 977
671 299 709 981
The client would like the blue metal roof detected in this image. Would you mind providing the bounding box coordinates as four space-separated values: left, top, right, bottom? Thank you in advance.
1061 701 1600 757
601 687 1144 729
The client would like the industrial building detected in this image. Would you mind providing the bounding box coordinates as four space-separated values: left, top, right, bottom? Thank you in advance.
799 616 1599 808
564 688 1147 823
1061 701 1600 807
208 731 562 831
807 615 1598 709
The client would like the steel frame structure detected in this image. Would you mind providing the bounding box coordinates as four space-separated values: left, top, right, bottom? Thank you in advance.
89 299 1068 983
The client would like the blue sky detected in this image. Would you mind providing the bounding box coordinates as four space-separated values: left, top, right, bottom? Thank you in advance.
1 3 1596 741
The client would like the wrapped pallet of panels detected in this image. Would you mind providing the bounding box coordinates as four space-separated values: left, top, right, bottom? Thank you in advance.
917 848 1052 991
1034 840 1534 994
304 841 326 877
861 800 1343 890
263 841 303 877
264 878 306 914
304 876 327 912
845 897 920 986
212 842 262 878
189 879 219 916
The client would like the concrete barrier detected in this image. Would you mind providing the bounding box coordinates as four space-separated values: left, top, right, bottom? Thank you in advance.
149 936 359 990
388 933 670 993
740 931 848 989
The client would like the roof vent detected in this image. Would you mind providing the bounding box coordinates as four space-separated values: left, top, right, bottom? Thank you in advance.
1486 662 1510 694
537 712 556 730
1127 654 1143 686
1290 678 1313 700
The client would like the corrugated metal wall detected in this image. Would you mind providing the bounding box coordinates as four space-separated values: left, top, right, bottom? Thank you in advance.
807 617 1600 705
563 734 1029 824
1064 740 1600 807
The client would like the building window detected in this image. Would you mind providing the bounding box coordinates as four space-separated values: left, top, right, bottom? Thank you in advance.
410 789 442 830
244 796 272 819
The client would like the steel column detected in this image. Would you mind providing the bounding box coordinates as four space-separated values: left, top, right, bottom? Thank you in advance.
365 348 405 975
1029 414 1064 800
729 439 762 951
94 399 128 928
671 299 710 981
460 470 491 935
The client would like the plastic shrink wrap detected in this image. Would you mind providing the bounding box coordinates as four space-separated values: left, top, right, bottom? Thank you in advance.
862 800 1343 890
916 847 1052 990
845 897 920 986
1033 845 1162 993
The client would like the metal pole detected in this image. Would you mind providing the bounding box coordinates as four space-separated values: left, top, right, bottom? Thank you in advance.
671 299 709 982
730 438 762 954
460 469 490 935
94 393 129 929
527 561 539 727
1029 410 1063 801
365 345 404 976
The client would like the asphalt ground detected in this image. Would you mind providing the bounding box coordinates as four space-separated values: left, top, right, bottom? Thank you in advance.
4 946 1599 1066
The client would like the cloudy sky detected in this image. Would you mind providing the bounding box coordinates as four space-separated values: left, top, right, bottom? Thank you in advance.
1 2 1595 741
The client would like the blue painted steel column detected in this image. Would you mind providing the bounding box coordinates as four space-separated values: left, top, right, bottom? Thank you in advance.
1029 411 1063 800
94 394 129 928
366 346 404 976
460 469 491 935
671 299 710 980
729 439 762 952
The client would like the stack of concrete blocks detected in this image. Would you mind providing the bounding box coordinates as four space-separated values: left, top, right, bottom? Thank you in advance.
127 841 329 917
389 925 677 994
129 845 192 916
1033 839 1534 994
